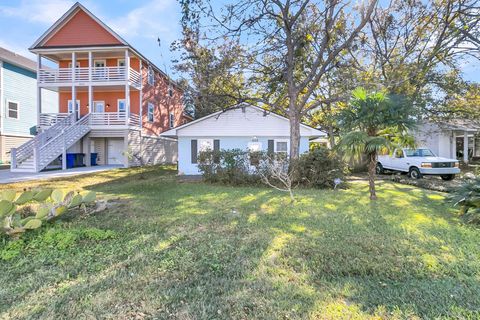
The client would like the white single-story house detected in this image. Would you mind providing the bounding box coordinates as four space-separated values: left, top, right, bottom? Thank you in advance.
161 104 326 175
415 120 480 163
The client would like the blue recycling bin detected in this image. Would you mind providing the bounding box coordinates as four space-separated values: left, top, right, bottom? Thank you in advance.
91 153 98 166
66 154 76 169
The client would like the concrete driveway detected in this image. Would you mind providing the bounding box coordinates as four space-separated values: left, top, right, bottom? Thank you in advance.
0 165 123 184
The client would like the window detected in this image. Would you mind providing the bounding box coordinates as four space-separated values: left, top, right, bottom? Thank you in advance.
148 103 154 122
168 85 173 97
248 137 262 152
148 66 154 85
198 139 214 152
93 101 105 113
118 99 126 113
94 60 106 68
7 101 18 119
404 148 435 157
68 62 80 68
274 139 288 154
118 59 126 67
394 149 404 158
169 113 175 128
67 100 80 114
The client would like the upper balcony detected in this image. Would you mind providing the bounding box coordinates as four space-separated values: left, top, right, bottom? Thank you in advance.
39 112 141 130
38 66 141 89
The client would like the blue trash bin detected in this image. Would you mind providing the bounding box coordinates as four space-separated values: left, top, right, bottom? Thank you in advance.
66 154 76 169
91 153 98 166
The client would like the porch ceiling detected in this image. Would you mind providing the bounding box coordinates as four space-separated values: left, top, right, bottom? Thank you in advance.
40 48 134 63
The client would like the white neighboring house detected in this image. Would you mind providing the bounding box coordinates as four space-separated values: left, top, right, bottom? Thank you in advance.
415 120 480 164
161 104 326 175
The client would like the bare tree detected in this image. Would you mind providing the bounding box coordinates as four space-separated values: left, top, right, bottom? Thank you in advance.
179 0 378 160
259 156 296 202
351 0 480 117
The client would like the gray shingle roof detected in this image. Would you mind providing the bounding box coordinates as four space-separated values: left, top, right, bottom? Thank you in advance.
0 47 36 72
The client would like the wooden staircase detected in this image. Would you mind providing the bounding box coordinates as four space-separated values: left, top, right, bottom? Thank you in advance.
11 114 91 172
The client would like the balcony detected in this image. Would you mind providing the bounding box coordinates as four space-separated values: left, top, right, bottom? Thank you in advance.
38 67 141 89
39 112 140 129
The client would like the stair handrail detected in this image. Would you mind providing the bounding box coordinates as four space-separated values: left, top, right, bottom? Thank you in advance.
14 113 76 164
38 114 90 153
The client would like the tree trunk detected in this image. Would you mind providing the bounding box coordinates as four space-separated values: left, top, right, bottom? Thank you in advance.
289 110 301 161
328 125 335 148
368 151 377 200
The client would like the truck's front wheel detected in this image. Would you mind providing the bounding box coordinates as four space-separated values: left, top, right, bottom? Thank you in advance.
409 167 422 179
376 163 384 174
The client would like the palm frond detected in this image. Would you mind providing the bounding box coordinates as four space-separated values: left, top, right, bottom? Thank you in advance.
337 131 369 162
365 136 389 154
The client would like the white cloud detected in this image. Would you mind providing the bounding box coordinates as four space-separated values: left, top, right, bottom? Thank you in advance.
0 0 75 24
108 0 180 42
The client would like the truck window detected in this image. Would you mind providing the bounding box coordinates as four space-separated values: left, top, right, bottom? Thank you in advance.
404 149 435 157
395 149 404 158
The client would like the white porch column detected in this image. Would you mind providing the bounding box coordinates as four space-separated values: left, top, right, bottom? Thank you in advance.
71 52 77 121
36 54 42 128
139 59 143 130
125 50 130 120
464 131 469 164
88 51 93 114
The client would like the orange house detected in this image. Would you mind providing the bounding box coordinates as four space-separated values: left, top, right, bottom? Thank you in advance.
11 2 190 172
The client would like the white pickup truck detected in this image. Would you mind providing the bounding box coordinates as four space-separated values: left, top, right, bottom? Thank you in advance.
377 148 460 180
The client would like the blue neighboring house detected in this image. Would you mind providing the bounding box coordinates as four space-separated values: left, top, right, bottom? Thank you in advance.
0 47 58 164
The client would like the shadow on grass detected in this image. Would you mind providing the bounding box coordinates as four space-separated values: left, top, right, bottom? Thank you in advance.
1 167 480 319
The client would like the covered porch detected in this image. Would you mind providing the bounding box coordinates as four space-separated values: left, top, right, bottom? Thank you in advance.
442 120 480 164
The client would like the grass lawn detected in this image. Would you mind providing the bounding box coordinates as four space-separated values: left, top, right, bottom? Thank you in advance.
1 166 480 319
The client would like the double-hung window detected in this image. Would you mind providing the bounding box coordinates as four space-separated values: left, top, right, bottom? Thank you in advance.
147 103 154 122
274 139 288 154
7 101 18 119
169 112 174 128
148 66 154 85
198 139 214 152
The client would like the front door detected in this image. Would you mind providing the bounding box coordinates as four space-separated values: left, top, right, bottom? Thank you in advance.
107 138 124 165
94 60 106 79
93 101 105 113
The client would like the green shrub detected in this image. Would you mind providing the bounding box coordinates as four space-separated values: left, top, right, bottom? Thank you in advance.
448 177 480 224
198 147 348 189
198 149 264 185
293 146 349 188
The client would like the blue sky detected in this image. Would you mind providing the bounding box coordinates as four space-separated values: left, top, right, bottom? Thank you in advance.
0 0 478 83
0 0 183 78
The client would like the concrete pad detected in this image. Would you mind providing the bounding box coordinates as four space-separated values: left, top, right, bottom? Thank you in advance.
0 165 123 184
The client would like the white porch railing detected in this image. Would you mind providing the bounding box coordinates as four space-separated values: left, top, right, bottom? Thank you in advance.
39 112 141 128
39 113 70 127
38 67 141 88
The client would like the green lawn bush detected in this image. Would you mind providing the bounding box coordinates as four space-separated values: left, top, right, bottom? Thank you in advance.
198 147 348 188
294 146 349 188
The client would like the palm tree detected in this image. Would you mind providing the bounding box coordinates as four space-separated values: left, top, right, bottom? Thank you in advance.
338 88 415 200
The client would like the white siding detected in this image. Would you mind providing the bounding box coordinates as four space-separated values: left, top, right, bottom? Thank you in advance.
174 107 322 137
178 136 310 175
415 123 455 158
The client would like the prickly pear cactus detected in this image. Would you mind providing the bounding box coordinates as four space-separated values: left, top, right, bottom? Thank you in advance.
1 188 97 239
